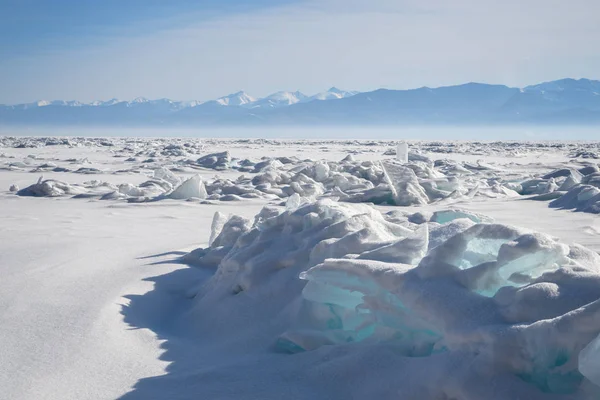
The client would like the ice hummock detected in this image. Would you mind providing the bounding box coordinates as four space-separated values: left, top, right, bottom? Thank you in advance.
11 138 548 207
182 199 600 398
550 184 600 214
8 136 600 219
17 177 90 197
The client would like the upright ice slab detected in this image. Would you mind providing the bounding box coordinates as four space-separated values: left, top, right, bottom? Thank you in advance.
397 141 409 163
580 334 600 387
209 212 231 246
381 160 429 206
169 175 207 200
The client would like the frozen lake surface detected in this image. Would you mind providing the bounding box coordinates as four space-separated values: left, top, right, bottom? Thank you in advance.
2 135 600 399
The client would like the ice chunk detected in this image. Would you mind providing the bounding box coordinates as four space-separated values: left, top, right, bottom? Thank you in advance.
313 162 330 182
580 334 600 387
153 167 181 188
396 141 408 163
418 223 524 274
290 258 441 354
407 211 432 224
558 174 580 191
578 186 600 202
380 160 429 206
408 152 431 163
540 178 559 194
542 168 583 181
196 151 231 170
356 224 428 264
253 205 283 228
567 244 600 272
308 222 405 266
520 178 550 195
16 178 86 197
583 172 600 187
169 175 207 200
211 215 253 248
118 183 144 197
550 184 600 213
430 177 460 192
209 212 231 246
253 159 285 173
428 218 476 250
579 165 599 176
286 193 304 210
496 233 570 283
137 180 171 197
431 209 493 224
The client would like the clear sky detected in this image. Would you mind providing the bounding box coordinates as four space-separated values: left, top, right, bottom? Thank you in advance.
1 0 599 104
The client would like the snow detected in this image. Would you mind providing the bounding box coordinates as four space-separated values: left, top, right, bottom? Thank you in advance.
309 87 359 101
215 91 256 106
3 87 358 109
1 135 600 399
248 91 308 109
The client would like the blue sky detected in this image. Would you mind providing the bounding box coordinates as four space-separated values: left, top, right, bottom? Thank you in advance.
1 0 599 104
0 1 295 58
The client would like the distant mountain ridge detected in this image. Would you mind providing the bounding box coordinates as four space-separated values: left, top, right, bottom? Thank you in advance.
1 79 599 126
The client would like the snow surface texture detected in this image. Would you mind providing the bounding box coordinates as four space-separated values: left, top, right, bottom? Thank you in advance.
184 200 600 399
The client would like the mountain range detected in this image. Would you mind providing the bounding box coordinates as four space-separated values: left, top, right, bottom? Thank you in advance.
2 79 600 127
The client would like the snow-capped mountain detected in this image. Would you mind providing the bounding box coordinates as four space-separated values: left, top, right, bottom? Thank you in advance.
214 91 256 106
127 97 150 105
2 87 358 111
1 80 599 126
89 98 122 107
178 100 203 108
309 87 359 101
246 91 308 109
12 100 84 110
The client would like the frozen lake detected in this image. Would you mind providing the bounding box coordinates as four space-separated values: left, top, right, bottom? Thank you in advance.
1 135 600 399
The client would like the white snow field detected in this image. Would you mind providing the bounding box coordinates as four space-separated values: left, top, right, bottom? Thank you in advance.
1 136 600 399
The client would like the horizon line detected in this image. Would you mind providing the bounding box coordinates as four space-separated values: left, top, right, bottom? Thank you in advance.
2 77 597 107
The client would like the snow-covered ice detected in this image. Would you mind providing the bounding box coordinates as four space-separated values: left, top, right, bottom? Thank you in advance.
8 137 597 210
1 135 600 400
176 198 600 399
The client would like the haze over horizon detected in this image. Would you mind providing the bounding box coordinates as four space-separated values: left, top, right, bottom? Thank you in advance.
1 0 599 104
